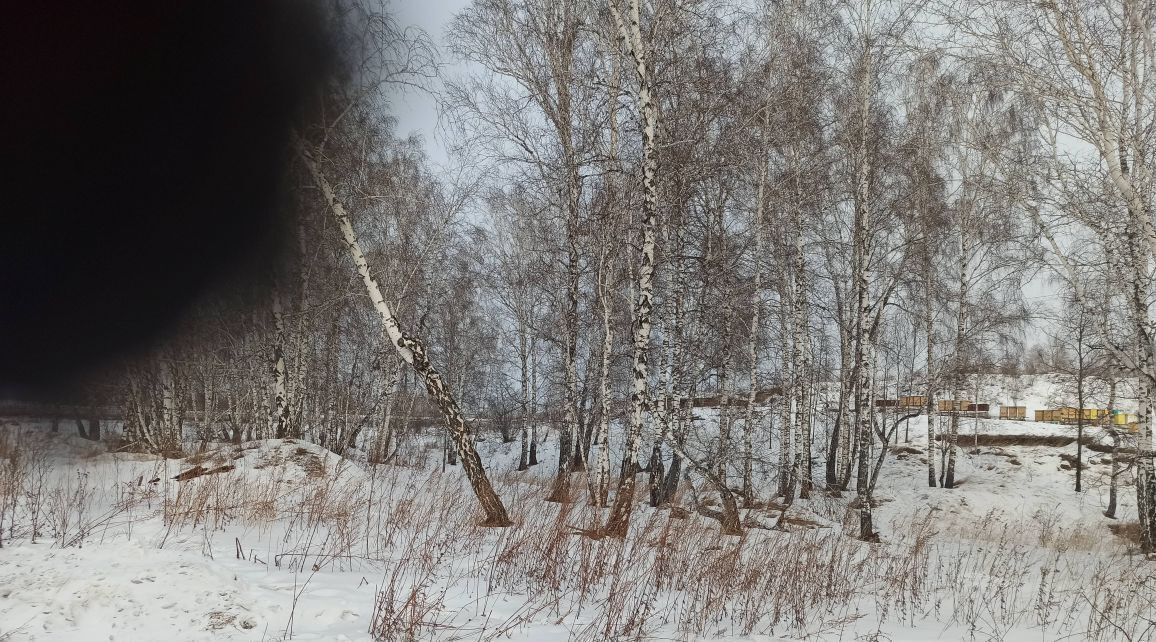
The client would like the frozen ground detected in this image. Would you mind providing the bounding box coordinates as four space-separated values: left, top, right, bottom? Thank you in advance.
0 403 1152 641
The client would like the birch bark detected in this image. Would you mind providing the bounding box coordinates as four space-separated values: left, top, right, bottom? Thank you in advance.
605 0 660 537
300 143 511 526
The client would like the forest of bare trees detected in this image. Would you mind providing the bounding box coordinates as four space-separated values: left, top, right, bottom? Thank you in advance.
42 0 1156 556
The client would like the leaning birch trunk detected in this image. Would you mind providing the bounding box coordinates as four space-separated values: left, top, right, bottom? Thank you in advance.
653 405 742 535
605 0 660 538
299 143 511 527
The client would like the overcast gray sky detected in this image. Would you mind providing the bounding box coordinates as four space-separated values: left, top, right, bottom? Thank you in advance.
390 1 472 164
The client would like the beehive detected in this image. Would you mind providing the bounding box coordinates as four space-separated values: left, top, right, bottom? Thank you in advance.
900 395 927 409
938 400 975 412
999 406 1026 420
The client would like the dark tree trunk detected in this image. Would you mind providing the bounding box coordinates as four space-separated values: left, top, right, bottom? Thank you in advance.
826 406 841 487
647 440 664 507
659 450 682 505
75 415 100 441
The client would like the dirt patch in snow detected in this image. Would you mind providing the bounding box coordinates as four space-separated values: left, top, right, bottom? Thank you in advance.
938 433 1127 453
291 447 327 479
1108 521 1142 546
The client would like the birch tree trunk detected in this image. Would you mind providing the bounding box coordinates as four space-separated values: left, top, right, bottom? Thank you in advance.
829 318 853 489
552 143 583 492
717 225 735 487
605 0 660 538
830 267 855 490
1128 209 1156 550
373 355 402 464
518 323 532 472
791 165 813 499
1106 378 1119 518
160 355 179 451
743 139 767 503
944 225 970 489
593 50 622 507
1075 338 1085 493
660 210 689 505
924 244 937 487
530 335 539 466
592 246 614 507
300 143 511 527
549 323 577 500
271 286 293 439
852 44 876 540
779 301 795 499
993 0 1156 552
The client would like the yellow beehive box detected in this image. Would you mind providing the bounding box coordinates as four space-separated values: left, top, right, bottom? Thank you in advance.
901 395 927 408
1112 412 1139 429
1081 408 1106 421
938 400 973 412
999 406 1026 420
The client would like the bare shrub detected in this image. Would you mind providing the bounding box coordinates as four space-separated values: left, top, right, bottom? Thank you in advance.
46 470 96 547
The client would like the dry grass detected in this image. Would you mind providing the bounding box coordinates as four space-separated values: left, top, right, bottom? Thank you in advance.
1 434 1153 642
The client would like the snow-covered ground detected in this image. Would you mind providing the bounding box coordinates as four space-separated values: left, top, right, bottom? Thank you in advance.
0 403 1153 641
